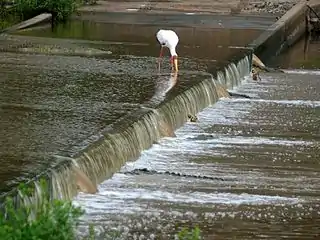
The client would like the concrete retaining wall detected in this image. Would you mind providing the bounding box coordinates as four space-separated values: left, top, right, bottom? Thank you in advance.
248 0 308 64
0 13 52 34
308 1 320 33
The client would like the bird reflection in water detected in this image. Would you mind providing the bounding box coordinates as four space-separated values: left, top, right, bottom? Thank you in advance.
151 29 179 104
149 72 178 105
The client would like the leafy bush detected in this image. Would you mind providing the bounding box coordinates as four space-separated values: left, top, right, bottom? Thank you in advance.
0 179 84 240
177 226 202 240
0 1 20 30
15 0 79 22
0 179 202 240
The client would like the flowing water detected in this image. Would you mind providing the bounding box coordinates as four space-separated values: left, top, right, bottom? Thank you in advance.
1 10 319 240
74 69 320 239
0 17 259 198
0 47 221 194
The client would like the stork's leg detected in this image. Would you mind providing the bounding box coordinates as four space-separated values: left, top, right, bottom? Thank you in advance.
158 46 164 71
170 56 174 71
158 46 164 62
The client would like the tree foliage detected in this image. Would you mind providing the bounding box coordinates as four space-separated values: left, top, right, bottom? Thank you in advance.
0 179 84 240
15 0 79 22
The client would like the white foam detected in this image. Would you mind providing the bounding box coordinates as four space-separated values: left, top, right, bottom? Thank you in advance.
227 98 320 107
283 69 320 75
74 188 301 215
73 71 317 231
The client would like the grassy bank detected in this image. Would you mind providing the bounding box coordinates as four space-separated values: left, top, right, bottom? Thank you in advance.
0 180 201 240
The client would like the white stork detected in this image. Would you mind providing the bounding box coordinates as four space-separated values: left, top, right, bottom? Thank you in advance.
156 29 179 72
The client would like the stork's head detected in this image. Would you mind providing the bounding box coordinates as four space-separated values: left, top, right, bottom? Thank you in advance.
170 55 179 72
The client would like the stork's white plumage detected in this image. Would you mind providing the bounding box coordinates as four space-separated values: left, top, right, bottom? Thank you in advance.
156 29 179 72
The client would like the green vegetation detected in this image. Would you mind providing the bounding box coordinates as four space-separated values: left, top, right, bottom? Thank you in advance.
0 0 89 30
0 179 84 240
0 179 202 240
0 1 20 30
177 226 202 240
15 0 79 22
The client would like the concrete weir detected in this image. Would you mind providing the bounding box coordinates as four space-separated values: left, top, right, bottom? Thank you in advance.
249 0 320 63
73 54 252 191
0 50 252 201
0 0 314 213
0 10 261 203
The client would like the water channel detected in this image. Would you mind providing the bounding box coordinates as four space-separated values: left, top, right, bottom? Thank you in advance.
0 15 319 240
0 17 265 195
74 64 320 239
70 31 319 239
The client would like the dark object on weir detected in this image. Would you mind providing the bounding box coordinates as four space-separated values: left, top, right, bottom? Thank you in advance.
187 114 198 122
227 91 252 99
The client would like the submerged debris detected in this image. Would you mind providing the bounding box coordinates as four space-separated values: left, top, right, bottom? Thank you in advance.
252 53 285 73
228 91 252 99
252 67 262 81
187 114 198 122
123 168 225 181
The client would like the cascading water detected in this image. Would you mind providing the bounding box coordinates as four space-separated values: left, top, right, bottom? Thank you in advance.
73 54 252 192
217 55 251 89
75 68 320 239
1 53 252 212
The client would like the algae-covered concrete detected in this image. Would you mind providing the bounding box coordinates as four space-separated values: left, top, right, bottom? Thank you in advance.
0 12 269 195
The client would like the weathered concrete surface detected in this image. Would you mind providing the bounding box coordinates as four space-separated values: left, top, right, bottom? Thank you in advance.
0 48 213 193
307 0 320 33
268 33 320 70
79 0 298 15
0 14 256 195
0 0 297 202
309 0 320 9
0 13 52 34
249 0 308 64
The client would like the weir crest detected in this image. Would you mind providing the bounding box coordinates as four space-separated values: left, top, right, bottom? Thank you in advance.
0 53 252 210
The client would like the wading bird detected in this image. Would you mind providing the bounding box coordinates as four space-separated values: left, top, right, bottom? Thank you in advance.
156 29 179 72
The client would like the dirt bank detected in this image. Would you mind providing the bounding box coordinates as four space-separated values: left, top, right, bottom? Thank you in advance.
80 0 299 16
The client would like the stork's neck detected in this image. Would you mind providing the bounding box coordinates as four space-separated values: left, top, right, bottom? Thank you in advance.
169 46 177 57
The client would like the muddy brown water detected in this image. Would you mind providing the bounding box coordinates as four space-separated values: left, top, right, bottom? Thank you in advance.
66 23 319 239
0 50 212 193
3 16 319 240
0 18 262 195
74 70 320 240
